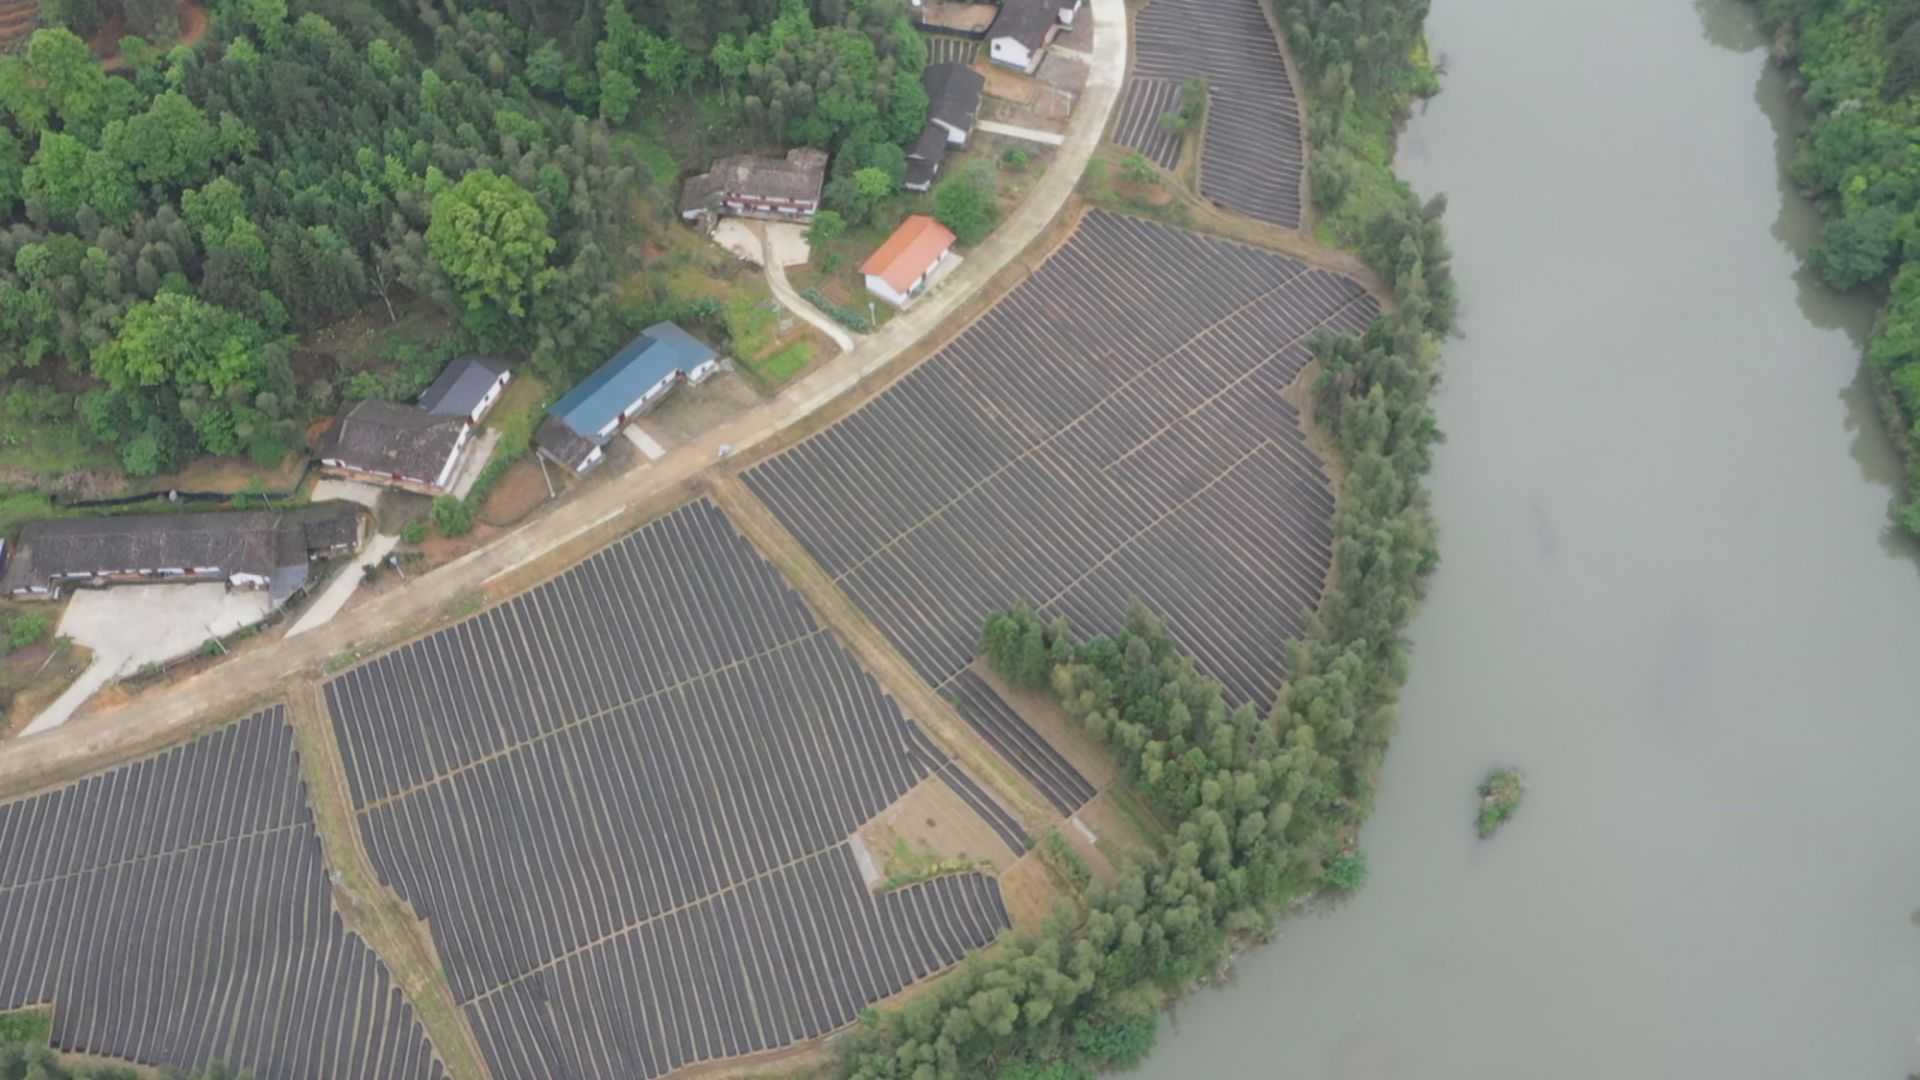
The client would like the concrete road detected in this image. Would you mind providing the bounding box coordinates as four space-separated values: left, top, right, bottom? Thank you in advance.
0 0 1129 793
25 584 271 735
977 120 1067 146
285 534 400 639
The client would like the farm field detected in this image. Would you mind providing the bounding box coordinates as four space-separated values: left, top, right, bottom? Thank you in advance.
1111 78 1185 170
1120 0 1306 226
323 500 1011 1080
0 708 444 1078
743 210 1376 710
949 669 1096 814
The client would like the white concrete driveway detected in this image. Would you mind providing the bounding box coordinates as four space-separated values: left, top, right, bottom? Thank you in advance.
25 584 270 735
285 533 399 639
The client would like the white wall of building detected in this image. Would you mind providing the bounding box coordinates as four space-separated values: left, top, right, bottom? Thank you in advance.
470 371 511 425
990 37 1034 71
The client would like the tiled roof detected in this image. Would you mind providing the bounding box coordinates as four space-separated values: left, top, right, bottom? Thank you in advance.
418 354 509 417
321 400 466 481
861 215 957 293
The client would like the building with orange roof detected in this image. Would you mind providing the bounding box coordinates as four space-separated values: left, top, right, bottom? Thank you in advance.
861 215 959 308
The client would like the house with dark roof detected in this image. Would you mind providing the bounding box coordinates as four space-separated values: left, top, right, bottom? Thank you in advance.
989 0 1064 71
418 354 512 426
679 148 830 227
923 63 986 146
863 215 958 307
905 123 949 192
318 400 471 493
535 322 722 474
0 505 362 609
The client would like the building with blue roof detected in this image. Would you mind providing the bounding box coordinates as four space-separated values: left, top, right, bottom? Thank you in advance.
536 322 722 473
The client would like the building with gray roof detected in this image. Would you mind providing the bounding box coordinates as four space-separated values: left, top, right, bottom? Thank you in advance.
0 505 362 609
418 354 512 425
318 400 472 493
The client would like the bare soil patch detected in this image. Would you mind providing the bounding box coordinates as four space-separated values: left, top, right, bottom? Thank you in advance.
999 854 1070 933
92 0 208 70
860 774 1020 875
476 458 550 526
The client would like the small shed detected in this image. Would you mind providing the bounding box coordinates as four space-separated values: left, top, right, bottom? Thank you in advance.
418 354 512 425
904 123 949 192
862 215 958 308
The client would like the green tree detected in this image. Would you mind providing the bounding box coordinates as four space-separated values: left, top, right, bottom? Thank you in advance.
1810 205 1900 289
933 159 999 246
1120 152 1157 185
430 494 472 537
426 170 557 320
401 519 426 544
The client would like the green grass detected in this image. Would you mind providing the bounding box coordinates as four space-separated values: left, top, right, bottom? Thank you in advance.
723 296 780 360
747 342 814 387
0 417 115 480
0 491 54 537
1037 829 1092 892
0 1007 52 1045
616 128 681 192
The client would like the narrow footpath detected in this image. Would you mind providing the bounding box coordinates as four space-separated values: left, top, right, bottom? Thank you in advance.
762 230 858 352
0 0 1129 797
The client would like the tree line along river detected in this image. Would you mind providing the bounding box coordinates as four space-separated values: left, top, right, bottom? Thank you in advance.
1133 0 1920 1077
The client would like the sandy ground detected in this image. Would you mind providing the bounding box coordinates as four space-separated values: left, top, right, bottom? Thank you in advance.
713 221 811 267
25 584 270 734
622 425 667 461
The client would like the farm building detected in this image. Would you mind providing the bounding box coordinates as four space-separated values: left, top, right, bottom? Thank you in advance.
318 399 471 493
535 322 721 474
989 0 1065 71
924 63 986 146
905 123 948 192
0 505 361 609
678 148 829 226
418 354 512 425
862 215 958 308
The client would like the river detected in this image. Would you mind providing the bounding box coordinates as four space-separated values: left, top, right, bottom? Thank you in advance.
1133 0 1920 1077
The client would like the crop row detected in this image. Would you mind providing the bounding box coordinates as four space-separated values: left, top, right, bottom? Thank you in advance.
1127 0 1306 227
744 211 1375 707
324 500 1014 1078
0 709 443 1079
468 846 1006 1080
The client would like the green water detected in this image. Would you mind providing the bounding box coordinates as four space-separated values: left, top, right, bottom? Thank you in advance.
1133 0 1920 1076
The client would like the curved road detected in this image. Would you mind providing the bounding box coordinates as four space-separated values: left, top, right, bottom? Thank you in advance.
0 0 1130 797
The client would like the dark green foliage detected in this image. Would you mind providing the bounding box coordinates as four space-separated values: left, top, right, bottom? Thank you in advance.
799 285 873 330
0 1038 247 1079
1476 767 1524 838
5 613 47 652
401 519 426 543
1157 75 1207 134
932 158 998 245
1764 0 1920 537
0 1010 49 1046
1036 830 1092 891
430 493 472 536
1322 851 1367 891
1810 204 1900 288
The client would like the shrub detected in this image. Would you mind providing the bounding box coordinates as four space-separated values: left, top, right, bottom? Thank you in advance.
401 520 426 544
800 287 874 332
933 159 999 245
1810 206 1899 290
1120 152 1157 185
6 613 47 653
1477 767 1526 838
1001 147 1030 171
1323 851 1368 892
1036 830 1092 891
430 494 471 537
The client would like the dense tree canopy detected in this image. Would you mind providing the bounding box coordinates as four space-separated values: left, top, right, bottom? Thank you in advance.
0 0 928 484
1760 0 1920 535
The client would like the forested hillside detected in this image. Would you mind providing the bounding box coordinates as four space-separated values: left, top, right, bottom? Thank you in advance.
1758 0 1920 536
0 0 923 482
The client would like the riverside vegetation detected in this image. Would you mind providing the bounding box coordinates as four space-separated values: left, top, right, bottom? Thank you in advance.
1756 0 1920 536
833 2 1453 1076
1476 767 1524 838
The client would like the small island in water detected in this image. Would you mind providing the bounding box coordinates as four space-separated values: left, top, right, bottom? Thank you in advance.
1478 767 1526 838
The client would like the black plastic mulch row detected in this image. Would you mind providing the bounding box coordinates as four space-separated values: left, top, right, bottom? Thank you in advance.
464 845 1007 1080
903 725 1029 855
945 669 1096 813
0 709 447 1079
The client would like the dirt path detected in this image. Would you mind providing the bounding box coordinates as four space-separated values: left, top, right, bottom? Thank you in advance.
703 472 1052 825
0 0 1133 800
286 682 493 1080
760 229 858 352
